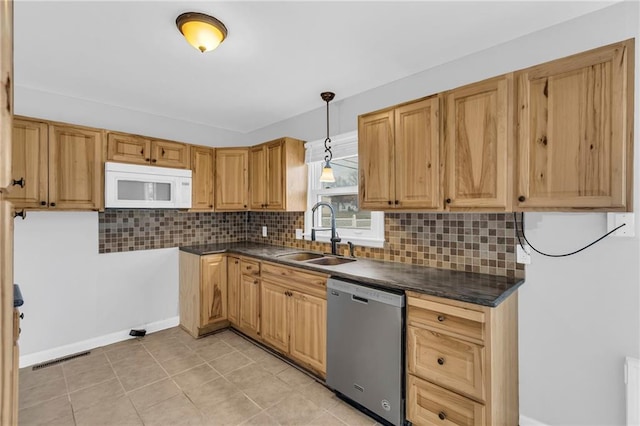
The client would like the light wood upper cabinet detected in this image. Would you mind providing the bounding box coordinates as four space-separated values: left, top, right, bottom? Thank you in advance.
0 0 11 191
6 118 48 208
190 145 215 211
48 124 104 210
516 39 634 211
200 255 227 328
215 148 248 211
359 97 440 210
249 138 306 211
227 256 240 326
107 132 190 169
444 75 513 210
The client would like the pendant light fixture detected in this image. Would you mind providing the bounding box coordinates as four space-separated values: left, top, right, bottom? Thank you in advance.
176 12 228 53
319 91 336 183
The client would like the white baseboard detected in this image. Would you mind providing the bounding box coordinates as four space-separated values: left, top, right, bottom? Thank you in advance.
626 357 640 426
19 316 180 368
520 415 550 426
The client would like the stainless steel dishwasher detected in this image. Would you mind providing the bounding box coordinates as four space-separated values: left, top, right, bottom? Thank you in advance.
326 277 405 426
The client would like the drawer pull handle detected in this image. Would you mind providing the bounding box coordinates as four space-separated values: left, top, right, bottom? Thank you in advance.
438 411 446 421
437 357 445 365
437 315 445 322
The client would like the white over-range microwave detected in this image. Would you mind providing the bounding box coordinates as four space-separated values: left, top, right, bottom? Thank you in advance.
105 162 192 209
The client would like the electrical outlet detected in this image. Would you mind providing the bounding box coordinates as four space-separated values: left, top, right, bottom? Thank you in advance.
295 229 303 239
262 226 267 237
607 213 635 237
516 244 531 264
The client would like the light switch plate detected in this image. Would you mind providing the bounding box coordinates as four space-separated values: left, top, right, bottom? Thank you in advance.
516 244 531 264
607 213 635 237
262 226 267 237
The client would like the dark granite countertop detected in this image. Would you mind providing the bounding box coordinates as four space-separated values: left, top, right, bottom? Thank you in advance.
180 242 524 307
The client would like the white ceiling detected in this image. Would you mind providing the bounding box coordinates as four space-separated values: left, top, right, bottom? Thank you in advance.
14 1 615 134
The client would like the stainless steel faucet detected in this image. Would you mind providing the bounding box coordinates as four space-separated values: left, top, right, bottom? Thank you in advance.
311 201 341 255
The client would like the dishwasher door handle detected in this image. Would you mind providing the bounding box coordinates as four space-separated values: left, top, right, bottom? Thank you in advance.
351 295 369 304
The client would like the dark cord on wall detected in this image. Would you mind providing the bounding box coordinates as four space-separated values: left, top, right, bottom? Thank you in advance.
512 212 626 258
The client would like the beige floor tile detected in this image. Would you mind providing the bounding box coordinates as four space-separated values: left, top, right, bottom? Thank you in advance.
208 350 253 375
220 332 255 350
256 354 290 375
306 410 348 426
194 340 235 362
242 375 294 409
69 377 124 412
241 411 280 425
18 395 73 426
200 393 262 426
224 363 273 390
110 352 158 376
61 352 110 377
140 394 204 426
265 393 324 426
74 395 142 426
147 341 194 363
104 343 148 364
329 401 377 426
299 381 340 410
184 334 222 351
65 363 116 393
172 363 220 390
19 365 64 391
241 345 273 362
101 338 142 352
116 362 168 391
184 376 241 410
128 377 182 411
158 351 206 376
18 376 67 409
276 365 314 387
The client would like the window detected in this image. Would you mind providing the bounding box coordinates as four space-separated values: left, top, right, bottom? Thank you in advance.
304 133 384 248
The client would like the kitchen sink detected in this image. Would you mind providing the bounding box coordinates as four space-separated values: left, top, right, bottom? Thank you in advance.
306 256 356 266
276 251 325 261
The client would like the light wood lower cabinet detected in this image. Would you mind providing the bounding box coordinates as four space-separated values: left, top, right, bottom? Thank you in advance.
406 292 518 426
260 262 328 377
179 252 228 338
227 256 241 326
238 258 261 339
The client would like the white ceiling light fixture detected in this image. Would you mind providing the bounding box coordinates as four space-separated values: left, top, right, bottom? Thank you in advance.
319 91 336 183
176 12 228 53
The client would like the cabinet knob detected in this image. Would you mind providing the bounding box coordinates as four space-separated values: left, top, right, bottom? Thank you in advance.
145 158 150 162
253 280 258 285
40 201 47 206
11 177 25 188
13 210 26 220
388 200 392 205
161 148 165 156
437 357 445 365
244 205 247 208
438 412 446 421
19 313 24 320
234 260 239 264
518 195 526 202
445 198 451 204
394 200 399 205
437 315 445 322
151 159 157 163
209 205 213 208
50 202 56 207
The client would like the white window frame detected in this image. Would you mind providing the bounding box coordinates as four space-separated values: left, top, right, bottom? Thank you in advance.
303 134 384 249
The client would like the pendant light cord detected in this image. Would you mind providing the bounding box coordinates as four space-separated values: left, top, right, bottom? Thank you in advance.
513 212 626 257
324 98 332 163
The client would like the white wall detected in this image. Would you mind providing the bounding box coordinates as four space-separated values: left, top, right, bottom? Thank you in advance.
14 212 179 363
244 3 640 425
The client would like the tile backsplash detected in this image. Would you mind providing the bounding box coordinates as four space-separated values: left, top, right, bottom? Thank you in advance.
100 209 524 278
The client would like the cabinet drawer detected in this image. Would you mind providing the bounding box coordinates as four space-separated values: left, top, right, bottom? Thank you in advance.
240 258 260 276
408 326 485 402
407 374 485 426
408 297 485 343
262 262 327 298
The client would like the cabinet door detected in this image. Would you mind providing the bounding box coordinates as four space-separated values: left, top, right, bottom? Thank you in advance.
6 119 48 208
227 256 240 326
106 132 150 165
215 148 248 211
516 39 633 210
48 125 104 210
289 290 326 374
265 140 285 210
191 146 215 211
358 110 395 209
239 274 260 336
395 97 441 209
445 76 511 210
151 139 190 169
200 255 227 328
0 0 12 191
249 145 266 210
260 279 290 353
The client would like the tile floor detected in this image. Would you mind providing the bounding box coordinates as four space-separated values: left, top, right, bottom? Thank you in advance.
18 327 378 426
